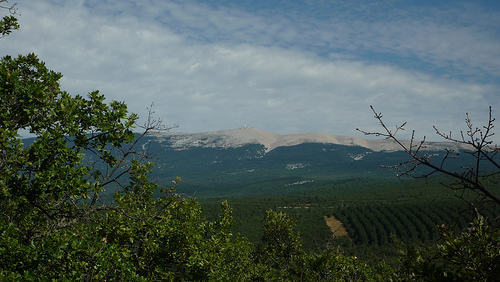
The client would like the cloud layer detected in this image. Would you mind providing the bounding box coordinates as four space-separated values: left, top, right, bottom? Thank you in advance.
3 0 500 143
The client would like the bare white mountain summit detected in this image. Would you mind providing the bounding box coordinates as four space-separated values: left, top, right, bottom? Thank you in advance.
151 127 470 152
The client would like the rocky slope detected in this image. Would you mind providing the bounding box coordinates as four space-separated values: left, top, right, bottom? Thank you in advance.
151 127 470 153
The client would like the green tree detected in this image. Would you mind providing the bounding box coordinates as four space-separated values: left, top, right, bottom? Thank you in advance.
397 216 500 281
0 0 18 37
253 209 304 277
0 53 142 242
0 51 149 279
0 34 253 279
251 209 397 281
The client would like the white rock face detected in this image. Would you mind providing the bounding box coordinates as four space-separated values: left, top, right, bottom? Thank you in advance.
151 127 471 152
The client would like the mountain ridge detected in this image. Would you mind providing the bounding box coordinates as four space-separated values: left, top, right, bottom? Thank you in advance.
150 127 470 153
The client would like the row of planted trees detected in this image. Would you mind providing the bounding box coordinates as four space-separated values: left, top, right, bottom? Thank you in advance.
334 201 498 246
1 8 499 281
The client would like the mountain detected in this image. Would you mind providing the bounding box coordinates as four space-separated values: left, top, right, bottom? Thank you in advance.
149 127 470 153
137 128 472 198
19 127 475 199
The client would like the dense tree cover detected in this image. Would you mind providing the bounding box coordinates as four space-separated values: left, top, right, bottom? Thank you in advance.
397 216 500 281
0 0 18 38
201 180 499 256
334 202 499 246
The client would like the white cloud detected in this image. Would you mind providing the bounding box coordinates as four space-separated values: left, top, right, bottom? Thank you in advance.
3 0 500 144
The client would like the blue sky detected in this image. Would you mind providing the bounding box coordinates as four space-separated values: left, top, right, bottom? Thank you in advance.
3 0 500 143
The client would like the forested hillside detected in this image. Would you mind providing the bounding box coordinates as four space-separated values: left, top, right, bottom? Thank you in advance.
121 134 479 198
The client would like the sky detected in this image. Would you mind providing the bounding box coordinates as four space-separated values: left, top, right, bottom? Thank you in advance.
2 0 500 143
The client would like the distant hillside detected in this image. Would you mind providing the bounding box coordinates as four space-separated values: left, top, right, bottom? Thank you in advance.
20 128 475 199
150 127 470 153
138 128 472 198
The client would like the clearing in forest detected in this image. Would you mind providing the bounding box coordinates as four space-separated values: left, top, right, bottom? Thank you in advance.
324 215 348 237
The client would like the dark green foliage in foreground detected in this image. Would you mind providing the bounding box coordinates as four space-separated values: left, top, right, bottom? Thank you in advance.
398 216 500 281
249 210 398 281
0 2 18 38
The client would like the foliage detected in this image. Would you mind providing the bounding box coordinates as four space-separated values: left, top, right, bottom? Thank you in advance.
334 201 494 246
359 105 500 280
253 210 304 274
0 53 140 242
250 209 398 281
397 216 500 281
103 169 253 280
0 0 18 38
0 51 255 280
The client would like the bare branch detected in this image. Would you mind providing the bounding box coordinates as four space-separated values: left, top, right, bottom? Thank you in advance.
359 106 500 208
0 1 17 14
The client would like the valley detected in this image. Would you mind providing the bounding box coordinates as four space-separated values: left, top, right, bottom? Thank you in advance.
127 128 499 263
16 126 500 274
